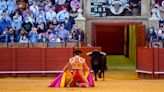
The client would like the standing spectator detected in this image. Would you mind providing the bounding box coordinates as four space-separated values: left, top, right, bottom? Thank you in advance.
11 17 22 41
56 7 70 23
7 0 16 14
28 27 38 43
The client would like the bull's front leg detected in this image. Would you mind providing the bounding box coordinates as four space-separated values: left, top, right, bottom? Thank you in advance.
94 72 97 81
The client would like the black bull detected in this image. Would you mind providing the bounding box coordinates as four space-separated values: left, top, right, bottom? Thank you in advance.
87 51 107 81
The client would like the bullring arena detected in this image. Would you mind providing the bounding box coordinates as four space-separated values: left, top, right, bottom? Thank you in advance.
1 0 164 92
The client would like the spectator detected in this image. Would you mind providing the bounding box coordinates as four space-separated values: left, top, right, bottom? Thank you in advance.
7 0 16 14
23 7 34 19
17 0 26 10
0 0 7 11
70 0 81 11
1 28 10 42
64 18 72 31
38 32 49 42
22 18 33 33
46 28 54 41
36 14 47 25
28 27 38 43
19 33 29 43
36 6 45 20
29 1 39 17
56 0 66 5
44 0 52 13
0 17 11 34
46 7 57 23
13 12 23 24
56 24 69 42
56 7 70 23
37 22 46 34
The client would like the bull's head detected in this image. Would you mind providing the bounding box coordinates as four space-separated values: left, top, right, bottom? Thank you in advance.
109 0 126 15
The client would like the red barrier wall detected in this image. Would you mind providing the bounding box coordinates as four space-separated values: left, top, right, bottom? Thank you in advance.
137 47 164 79
0 47 100 77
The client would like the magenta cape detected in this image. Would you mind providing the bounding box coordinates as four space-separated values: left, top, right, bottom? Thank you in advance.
49 70 94 87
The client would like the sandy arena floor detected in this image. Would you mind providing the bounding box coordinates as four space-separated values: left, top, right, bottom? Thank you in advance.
0 78 164 92
0 71 164 92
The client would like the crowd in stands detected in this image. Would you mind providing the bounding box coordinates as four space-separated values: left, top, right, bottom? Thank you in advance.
0 0 84 44
149 23 164 46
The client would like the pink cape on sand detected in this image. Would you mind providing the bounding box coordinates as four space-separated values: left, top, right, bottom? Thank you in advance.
49 70 94 87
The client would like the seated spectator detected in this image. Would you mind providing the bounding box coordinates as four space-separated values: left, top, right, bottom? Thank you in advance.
46 29 54 41
55 3 67 13
70 0 81 11
7 0 16 14
29 1 39 17
23 7 34 19
38 33 49 42
22 18 33 33
0 17 11 34
36 6 45 20
19 33 29 43
36 15 47 25
13 11 23 24
0 0 7 11
56 24 69 42
64 18 72 31
46 7 57 23
37 0 46 9
44 0 52 13
0 11 12 22
65 0 72 11
17 0 26 10
28 27 38 43
56 0 66 5
1 28 10 42
56 7 70 23
37 22 46 34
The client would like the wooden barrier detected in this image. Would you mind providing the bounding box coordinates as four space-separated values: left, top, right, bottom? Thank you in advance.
0 47 100 77
137 47 164 79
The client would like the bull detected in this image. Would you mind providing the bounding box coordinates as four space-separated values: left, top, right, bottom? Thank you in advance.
87 51 107 81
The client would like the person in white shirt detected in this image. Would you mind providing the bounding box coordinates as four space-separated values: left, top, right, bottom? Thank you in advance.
19 34 29 43
12 12 22 23
0 0 7 11
30 1 39 17
46 7 56 23
56 8 70 23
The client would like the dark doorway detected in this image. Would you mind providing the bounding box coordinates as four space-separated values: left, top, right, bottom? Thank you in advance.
96 25 125 55
92 22 146 57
